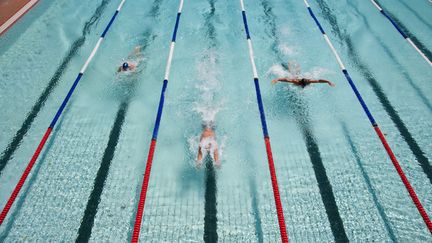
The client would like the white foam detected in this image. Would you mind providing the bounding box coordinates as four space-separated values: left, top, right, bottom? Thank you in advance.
280 26 291 37
188 50 228 165
193 50 222 125
278 43 295 56
267 63 290 77
268 62 333 79
303 66 334 79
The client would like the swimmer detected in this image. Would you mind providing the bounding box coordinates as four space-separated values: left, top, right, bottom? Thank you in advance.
271 60 335 87
197 125 220 168
117 45 142 73
271 77 335 87
118 62 137 72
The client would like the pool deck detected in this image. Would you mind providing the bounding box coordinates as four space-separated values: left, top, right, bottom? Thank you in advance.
0 0 39 35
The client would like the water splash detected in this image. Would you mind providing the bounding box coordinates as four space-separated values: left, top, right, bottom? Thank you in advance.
278 43 295 56
267 62 333 80
267 63 290 78
187 50 226 165
193 50 223 126
303 66 334 79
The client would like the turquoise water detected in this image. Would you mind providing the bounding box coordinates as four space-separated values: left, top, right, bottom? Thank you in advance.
0 0 431 241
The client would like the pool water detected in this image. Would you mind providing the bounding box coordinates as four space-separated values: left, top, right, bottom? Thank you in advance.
0 0 431 241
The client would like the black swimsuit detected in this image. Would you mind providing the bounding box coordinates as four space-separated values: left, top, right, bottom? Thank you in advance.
299 78 308 87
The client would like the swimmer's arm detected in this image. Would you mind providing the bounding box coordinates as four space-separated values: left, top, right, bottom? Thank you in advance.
117 66 122 72
213 148 219 165
309 79 336 87
271 78 298 84
197 146 203 161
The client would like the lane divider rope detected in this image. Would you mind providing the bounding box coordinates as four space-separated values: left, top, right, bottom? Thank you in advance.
239 1 289 242
0 0 126 226
302 0 432 233
369 0 432 66
131 1 184 242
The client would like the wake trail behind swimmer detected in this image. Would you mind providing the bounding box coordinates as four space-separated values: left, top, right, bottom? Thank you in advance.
192 51 223 169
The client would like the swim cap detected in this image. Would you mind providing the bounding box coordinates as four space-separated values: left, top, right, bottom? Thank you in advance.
122 62 129 70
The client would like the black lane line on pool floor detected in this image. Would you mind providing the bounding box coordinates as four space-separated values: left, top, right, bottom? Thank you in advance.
249 176 264 243
395 0 432 31
244 145 264 242
261 1 348 241
204 160 218 243
316 0 432 185
75 102 128 242
0 0 112 175
375 0 432 61
202 1 218 242
346 0 432 113
76 30 156 242
340 122 397 241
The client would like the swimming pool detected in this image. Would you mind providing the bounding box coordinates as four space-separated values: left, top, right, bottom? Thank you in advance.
0 0 431 241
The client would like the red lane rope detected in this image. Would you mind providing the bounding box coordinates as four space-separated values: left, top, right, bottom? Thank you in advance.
303 0 431 233
0 127 52 225
132 139 156 242
374 126 432 232
131 1 184 241
239 0 289 240
265 137 289 242
0 0 126 226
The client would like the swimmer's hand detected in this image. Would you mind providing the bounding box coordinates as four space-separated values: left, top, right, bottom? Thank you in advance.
271 79 278 84
328 81 336 87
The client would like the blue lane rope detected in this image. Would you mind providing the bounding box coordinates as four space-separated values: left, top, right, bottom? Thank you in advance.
102 11 119 38
152 79 168 140
302 0 432 233
0 0 127 226
132 1 185 241
49 73 83 128
239 1 288 242
253 78 269 138
50 1 126 128
308 2 377 125
369 0 432 66
172 13 181 41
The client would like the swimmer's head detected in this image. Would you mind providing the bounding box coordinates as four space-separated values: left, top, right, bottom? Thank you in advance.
202 121 215 131
122 62 129 71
